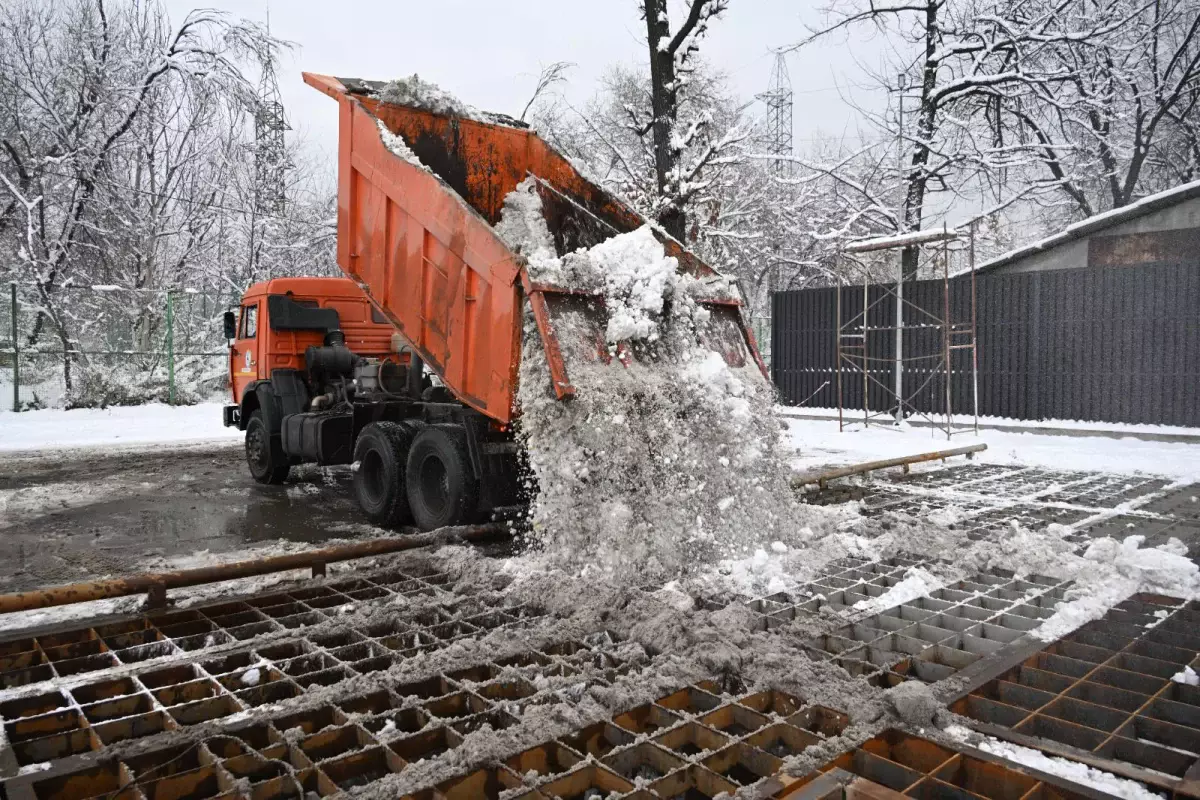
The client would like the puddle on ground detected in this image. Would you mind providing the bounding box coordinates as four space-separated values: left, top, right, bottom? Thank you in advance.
0 461 374 592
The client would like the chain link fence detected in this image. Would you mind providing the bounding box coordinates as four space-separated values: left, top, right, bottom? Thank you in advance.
2 283 235 411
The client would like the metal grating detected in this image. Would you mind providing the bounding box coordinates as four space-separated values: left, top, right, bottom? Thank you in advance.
0 565 587 800
951 594 1200 789
715 558 1073 688
797 566 1072 687
0 565 492 691
817 464 1200 559
396 683 850 799
5 681 847 800
776 729 1098 799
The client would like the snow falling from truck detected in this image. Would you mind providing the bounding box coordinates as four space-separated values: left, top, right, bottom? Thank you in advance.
497 179 822 581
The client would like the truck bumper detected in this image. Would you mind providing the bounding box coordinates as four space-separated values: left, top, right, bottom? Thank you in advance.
223 405 240 428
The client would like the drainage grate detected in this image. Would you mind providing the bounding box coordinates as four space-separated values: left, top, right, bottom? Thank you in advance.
802 566 1072 686
774 729 1098 799
5 682 846 799
0 565 493 692
1 632 638 799
1038 475 1172 508
721 559 1073 688
1070 514 1200 559
0 564 597 800
950 593 1200 791
1138 485 1200 521
395 683 849 799
833 465 1190 550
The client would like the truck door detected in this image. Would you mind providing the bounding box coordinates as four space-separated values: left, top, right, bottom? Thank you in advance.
231 301 261 402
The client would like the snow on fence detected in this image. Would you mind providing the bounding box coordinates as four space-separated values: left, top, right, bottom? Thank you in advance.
772 261 1200 427
2 283 233 411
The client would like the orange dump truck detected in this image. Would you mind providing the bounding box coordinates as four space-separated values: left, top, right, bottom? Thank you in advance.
223 73 766 530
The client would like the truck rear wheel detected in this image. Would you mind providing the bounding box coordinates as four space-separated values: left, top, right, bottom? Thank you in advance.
406 424 479 531
354 421 418 527
246 410 290 484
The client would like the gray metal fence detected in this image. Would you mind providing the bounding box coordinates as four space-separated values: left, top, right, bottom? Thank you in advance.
772 261 1200 427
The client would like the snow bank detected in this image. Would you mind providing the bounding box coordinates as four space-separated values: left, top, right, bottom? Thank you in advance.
1033 534 1200 641
498 185 817 581
783 416 1200 480
0 402 241 453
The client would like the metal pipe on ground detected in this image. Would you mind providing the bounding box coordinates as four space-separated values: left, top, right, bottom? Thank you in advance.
790 443 987 489
0 523 508 615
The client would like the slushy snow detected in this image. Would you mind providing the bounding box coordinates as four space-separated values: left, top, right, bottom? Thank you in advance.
496 183 812 581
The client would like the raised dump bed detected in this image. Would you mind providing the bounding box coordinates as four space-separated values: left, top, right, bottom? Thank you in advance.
302 72 766 423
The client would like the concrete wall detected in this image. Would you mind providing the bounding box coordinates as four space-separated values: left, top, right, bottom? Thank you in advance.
992 195 1200 275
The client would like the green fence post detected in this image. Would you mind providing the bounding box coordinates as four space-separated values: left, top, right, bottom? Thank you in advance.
9 282 17 413
166 290 175 406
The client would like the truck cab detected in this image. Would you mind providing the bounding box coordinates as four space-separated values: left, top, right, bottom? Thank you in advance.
224 277 400 415
223 276 519 532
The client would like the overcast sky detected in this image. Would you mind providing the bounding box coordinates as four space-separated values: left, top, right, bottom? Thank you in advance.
163 0 890 160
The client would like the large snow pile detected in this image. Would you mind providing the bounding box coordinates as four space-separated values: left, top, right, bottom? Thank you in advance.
497 183 815 581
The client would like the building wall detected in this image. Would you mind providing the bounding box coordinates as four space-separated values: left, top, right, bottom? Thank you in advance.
990 194 1200 275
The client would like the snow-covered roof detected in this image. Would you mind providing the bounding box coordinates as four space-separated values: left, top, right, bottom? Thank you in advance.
972 178 1200 275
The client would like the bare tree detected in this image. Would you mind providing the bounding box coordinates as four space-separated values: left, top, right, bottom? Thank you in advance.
1000 0 1200 218
520 61 574 122
0 0 331 400
787 0 1199 276
640 0 730 240
533 61 876 318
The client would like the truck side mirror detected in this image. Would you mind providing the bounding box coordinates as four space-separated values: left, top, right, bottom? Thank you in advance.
223 311 237 341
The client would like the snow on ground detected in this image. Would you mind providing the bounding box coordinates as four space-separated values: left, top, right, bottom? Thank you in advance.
944 726 1164 800
0 402 241 453
1031 535 1200 641
785 414 1200 480
782 405 1200 437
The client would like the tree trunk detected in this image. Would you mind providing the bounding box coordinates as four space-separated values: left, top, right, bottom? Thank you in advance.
900 0 940 281
643 0 686 241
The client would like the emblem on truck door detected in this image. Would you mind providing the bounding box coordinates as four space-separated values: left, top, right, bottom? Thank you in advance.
243 349 254 373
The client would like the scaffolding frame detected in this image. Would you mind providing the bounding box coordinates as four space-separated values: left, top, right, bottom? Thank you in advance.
836 224 979 439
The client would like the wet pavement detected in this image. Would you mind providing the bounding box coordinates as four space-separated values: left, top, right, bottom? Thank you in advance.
0 445 377 593
4 444 1198 596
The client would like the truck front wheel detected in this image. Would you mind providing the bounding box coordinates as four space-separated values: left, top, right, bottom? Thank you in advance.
246 410 290 484
406 425 479 530
354 422 417 527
